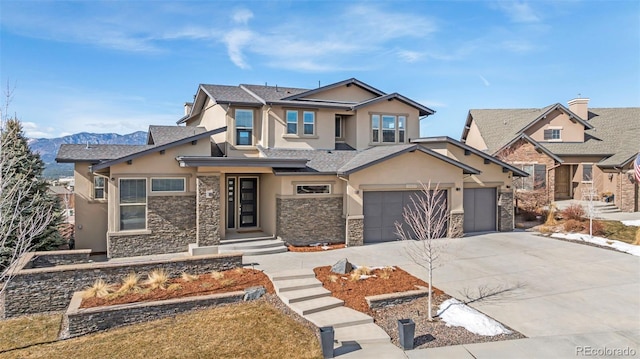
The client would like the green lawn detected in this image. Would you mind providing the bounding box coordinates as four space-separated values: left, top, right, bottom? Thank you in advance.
0 301 322 359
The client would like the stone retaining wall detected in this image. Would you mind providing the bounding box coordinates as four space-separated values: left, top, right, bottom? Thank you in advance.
276 196 345 246
346 217 364 246
108 195 197 258
62 291 245 338
1 250 242 318
365 287 430 310
29 250 92 268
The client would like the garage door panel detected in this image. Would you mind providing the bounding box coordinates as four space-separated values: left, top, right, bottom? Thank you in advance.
463 188 497 233
364 190 448 243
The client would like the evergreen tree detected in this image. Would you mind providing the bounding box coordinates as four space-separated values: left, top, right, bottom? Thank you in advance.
0 118 65 270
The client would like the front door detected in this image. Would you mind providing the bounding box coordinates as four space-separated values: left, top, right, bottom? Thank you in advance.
239 178 257 227
555 166 571 199
226 177 258 229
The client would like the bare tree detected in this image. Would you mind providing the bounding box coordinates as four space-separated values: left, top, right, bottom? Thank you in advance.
395 181 450 321
0 83 57 296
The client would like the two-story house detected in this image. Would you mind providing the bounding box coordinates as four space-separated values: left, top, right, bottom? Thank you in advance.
57 78 526 258
461 99 639 212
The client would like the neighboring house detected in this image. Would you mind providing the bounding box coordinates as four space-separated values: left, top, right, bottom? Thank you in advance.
57 78 526 258
461 98 640 212
48 185 74 222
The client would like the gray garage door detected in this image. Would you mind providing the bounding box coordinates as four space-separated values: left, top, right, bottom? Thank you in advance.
363 190 448 243
463 188 497 233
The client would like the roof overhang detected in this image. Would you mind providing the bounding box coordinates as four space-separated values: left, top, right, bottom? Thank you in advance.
518 103 594 134
90 127 227 171
412 136 530 177
281 78 386 101
351 93 435 116
176 157 308 169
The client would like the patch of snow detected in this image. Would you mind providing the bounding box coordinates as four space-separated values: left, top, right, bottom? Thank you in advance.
437 298 512 336
550 233 640 256
352 264 395 271
358 274 377 280
621 220 640 227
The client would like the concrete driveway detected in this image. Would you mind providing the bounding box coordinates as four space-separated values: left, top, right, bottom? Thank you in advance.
246 231 640 357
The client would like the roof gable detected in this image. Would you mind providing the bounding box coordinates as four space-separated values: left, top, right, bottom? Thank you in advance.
282 78 386 101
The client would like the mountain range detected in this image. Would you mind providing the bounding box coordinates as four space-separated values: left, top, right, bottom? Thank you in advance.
29 131 148 178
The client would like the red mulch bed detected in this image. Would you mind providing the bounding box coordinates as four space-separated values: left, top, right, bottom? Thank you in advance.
313 266 443 314
81 268 274 309
287 243 346 252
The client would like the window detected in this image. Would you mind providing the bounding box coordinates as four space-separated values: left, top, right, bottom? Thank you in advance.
303 111 315 135
296 184 331 195
543 129 561 140
518 164 546 190
582 164 593 182
335 116 343 138
372 115 380 142
235 109 253 146
371 114 407 144
284 110 315 136
120 179 146 231
94 176 105 199
151 178 185 192
286 110 297 134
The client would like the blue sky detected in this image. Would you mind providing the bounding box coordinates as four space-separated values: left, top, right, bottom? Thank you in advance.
0 1 638 139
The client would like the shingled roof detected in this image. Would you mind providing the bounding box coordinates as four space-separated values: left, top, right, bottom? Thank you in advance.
466 105 640 168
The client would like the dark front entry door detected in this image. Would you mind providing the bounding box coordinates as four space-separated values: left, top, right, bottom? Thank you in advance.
239 178 257 227
555 166 571 199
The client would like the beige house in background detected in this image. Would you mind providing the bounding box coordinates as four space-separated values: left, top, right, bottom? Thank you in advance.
57 78 526 258
462 99 639 212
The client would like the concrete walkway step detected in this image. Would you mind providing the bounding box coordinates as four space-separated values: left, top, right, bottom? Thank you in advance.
219 239 285 250
273 277 323 293
219 245 287 256
279 286 331 304
268 268 316 281
334 323 391 345
306 306 374 328
291 296 344 316
220 235 275 245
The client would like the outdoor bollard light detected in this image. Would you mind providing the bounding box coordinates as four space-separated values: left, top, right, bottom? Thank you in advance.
319 326 334 358
398 318 415 350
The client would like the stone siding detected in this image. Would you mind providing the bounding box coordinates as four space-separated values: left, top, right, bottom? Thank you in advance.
346 217 364 246
498 139 556 203
366 287 429 310
276 196 344 246
498 190 515 231
62 291 244 338
1 251 242 318
197 176 221 246
108 195 196 258
449 212 464 238
30 250 91 268
617 171 638 212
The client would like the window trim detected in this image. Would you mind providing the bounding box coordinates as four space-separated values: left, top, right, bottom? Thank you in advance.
282 109 316 137
543 128 561 141
296 184 332 195
118 178 147 232
516 163 546 191
335 115 344 139
303 111 315 135
234 108 254 146
93 176 106 200
370 113 408 144
582 163 593 183
151 177 186 193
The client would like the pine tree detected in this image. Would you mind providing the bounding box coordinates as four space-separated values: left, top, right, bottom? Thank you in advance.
0 118 65 270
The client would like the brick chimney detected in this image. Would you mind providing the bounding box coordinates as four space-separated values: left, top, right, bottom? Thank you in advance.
184 102 193 116
568 98 589 120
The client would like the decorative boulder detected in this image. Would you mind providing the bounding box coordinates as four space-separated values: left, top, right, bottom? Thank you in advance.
331 258 353 274
244 286 266 301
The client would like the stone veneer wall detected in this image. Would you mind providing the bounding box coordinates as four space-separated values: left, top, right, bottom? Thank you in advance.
197 175 220 246
1 251 242 318
617 171 638 212
30 250 91 268
448 212 464 238
499 139 556 202
276 196 344 246
108 195 196 258
498 190 515 231
346 217 364 246
62 291 245 338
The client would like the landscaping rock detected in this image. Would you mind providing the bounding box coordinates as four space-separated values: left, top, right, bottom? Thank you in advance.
244 286 266 301
331 258 353 274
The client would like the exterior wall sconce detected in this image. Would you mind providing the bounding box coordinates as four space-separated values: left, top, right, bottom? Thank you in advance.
608 173 614 181
455 187 460 191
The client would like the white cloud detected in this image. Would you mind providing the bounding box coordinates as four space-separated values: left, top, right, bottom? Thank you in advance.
479 75 491 87
501 40 535 53
494 2 541 23
398 50 423 63
223 29 254 69
22 122 57 138
232 8 254 25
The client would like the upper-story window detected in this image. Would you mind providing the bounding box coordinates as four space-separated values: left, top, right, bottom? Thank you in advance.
235 109 254 146
335 115 343 139
94 176 105 199
284 109 315 136
371 114 406 144
544 128 561 141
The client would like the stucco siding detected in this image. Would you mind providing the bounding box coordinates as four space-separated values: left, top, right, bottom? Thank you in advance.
526 109 585 143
